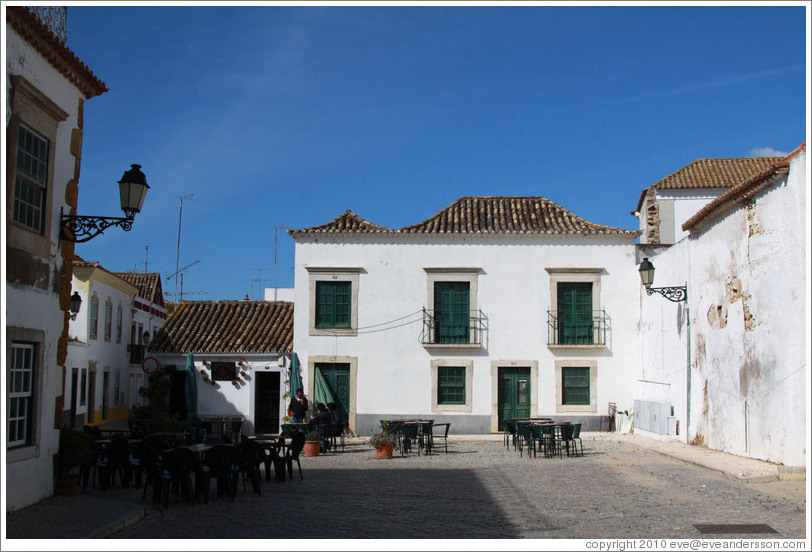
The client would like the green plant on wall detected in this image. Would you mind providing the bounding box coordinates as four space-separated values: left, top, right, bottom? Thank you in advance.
132 366 190 432
281 375 292 423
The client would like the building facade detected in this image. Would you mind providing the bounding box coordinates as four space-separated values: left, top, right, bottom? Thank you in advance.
149 300 293 435
64 258 137 428
290 197 641 435
636 145 806 468
113 272 168 411
5 7 107 511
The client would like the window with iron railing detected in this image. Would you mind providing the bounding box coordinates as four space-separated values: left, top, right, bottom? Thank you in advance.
547 309 608 346
421 308 487 346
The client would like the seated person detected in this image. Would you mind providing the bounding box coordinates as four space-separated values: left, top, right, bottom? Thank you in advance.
327 402 342 433
308 403 332 450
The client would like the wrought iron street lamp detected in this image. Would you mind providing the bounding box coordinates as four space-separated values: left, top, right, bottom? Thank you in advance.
60 164 150 243
69 291 82 320
638 257 687 303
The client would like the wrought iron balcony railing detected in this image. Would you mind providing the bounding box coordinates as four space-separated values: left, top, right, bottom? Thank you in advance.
547 310 608 346
28 6 67 43
420 308 487 346
128 344 146 365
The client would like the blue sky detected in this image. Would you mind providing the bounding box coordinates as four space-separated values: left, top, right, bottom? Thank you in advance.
64 2 808 301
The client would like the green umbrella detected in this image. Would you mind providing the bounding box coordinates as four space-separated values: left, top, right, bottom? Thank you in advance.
314 367 338 408
289 352 303 408
184 352 198 424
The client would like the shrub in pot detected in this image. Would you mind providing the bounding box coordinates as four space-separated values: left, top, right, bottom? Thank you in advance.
55 427 93 494
369 429 397 459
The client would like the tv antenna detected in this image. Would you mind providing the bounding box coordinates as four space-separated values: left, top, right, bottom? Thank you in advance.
174 194 193 303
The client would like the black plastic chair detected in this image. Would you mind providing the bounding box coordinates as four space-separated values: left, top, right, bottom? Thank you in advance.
204 444 238 501
504 419 517 450
235 440 264 495
432 423 450 454
400 423 421 456
136 442 164 505
160 447 209 506
285 432 305 480
516 422 535 458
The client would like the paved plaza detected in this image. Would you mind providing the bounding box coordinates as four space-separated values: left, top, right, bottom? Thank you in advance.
67 435 808 540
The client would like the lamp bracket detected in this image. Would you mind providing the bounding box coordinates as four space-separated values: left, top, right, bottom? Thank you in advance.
60 212 135 243
645 285 688 303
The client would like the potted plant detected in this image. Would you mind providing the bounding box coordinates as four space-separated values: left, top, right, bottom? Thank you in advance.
55 427 93 495
369 429 397 459
304 430 321 457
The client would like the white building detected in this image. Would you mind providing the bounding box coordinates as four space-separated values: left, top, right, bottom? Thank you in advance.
635 144 806 468
112 272 168 410
290 197 641 435
5 7 107 511
149 300 293 436
632 157 781 245
64 258 137 428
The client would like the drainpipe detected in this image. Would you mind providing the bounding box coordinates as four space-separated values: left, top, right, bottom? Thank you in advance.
685 303 691 444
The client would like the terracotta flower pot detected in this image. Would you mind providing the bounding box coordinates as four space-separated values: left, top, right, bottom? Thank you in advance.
55 477 78 495
376 443 394 459
304 440 320 457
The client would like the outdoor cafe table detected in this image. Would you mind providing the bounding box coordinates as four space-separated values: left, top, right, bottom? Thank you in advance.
383 419 436 454
250 435 286 480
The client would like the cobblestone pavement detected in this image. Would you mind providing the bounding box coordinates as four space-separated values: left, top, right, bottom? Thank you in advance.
101 437 806 540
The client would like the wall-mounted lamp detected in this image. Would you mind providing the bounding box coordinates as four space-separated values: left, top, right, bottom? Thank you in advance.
143 330 150 344
69 291 82 320
638 257 687 303
60 164 150 243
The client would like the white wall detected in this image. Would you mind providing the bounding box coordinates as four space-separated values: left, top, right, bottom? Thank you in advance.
639 150 806 466
5 24 87 511
64 274 134 424
657 189 726 244
294 233 640 434
151 354 287 435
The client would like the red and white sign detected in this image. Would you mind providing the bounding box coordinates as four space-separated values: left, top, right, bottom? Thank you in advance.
142 356 160 375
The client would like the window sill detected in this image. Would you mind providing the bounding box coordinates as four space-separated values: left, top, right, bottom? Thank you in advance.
548 344 606 350
423 343 483 350
310 327 357 337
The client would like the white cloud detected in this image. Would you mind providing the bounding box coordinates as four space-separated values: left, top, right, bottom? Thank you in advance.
748 147 789 157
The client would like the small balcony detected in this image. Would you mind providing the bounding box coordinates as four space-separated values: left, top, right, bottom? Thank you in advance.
420 308 487 347
128 344 146 365
547 310 608 348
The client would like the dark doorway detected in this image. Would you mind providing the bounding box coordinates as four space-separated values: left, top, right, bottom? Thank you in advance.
87 371 96 423
254 371 281 434
169 370 188 422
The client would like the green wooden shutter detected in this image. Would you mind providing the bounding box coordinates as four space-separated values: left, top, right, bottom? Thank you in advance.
557 282 593 344
316 281 351 328
438 366 466 404
434 282 470 343
562 366 590 405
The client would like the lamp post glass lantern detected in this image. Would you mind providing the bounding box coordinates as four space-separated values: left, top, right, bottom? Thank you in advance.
638 257 687 303
69 292 82 320
60 164 150 243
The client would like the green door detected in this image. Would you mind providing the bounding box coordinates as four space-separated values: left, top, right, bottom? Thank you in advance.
434 282 470 343
557 282 593 344
314 363 351 427
498 367 531 431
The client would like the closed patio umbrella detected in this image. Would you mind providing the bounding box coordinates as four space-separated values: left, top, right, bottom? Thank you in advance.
289 352 303 404
184 352 198 425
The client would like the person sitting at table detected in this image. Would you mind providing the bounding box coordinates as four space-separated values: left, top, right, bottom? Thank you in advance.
308 403 332 450
327 402 343 434
288 388 309 425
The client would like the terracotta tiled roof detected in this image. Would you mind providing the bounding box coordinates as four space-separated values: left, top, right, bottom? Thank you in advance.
149 300 293 354
634 157 782 214
289 210 394 234
398 196 637 235
683 143 806 232
113 272 165 307
7 7 107 99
